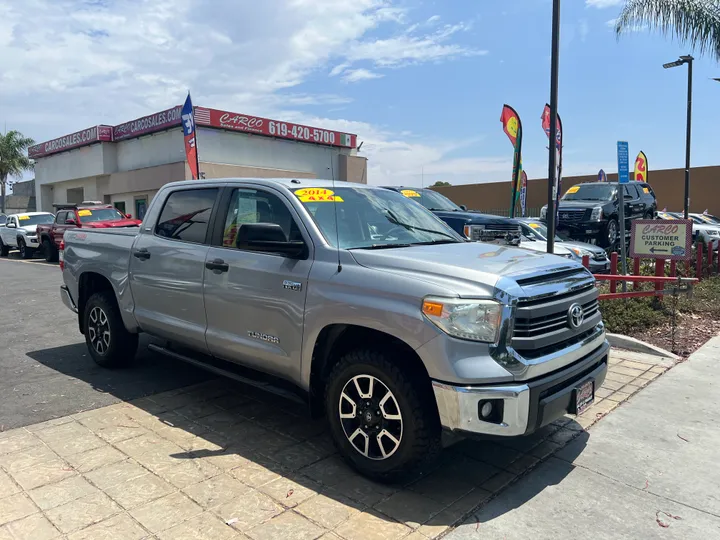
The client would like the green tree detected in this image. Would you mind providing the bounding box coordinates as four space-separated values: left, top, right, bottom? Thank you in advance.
0 131 35 213
431 181 451 187
615 0 720 60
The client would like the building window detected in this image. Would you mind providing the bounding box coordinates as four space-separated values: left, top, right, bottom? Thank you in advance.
114 202 126 215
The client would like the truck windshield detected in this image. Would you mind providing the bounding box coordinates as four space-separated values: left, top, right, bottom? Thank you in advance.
77 208 126 222
404 189 461 212
16 214 54 226
561 184 616 202
293 186 463 249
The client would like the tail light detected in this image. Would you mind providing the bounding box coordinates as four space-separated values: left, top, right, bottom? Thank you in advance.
59 240 65 271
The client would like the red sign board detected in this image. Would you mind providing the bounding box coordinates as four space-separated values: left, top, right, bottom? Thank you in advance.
29 125 114 159
113 106 182 141
630 219 693 260
195 107 357 148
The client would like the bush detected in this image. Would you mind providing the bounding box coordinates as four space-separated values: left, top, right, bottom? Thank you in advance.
599 296 669 334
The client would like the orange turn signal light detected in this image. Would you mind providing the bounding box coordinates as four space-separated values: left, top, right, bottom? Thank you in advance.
422 300 444 317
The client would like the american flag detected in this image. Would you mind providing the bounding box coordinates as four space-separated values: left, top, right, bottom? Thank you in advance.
194 107 211 125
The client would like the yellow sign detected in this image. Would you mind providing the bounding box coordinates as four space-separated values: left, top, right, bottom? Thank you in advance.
505 117 519 139
642 187 649 194
566 186 580 194
18 215 29 220
78 210 92 217
528 222 541 229
400 189 421 198
631 220 691 260
294 188 343 203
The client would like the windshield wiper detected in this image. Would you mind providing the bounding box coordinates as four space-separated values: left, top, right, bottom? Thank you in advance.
385 210 459 241
410 239 460 246
350 244 412 250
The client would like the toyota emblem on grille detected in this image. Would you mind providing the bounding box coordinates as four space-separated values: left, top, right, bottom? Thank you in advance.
567 303 584 329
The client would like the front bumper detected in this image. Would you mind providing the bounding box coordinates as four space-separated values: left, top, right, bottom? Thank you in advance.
432 339 609 436
557 222 604 240
27 235 39 245
60 285 78 314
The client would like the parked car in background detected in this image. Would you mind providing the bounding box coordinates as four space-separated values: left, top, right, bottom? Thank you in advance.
661 211 720 248
382 186 522 245
541 181 657 248
0 215 6 226
0 212 55 259
691 212 720 226
61 178 608 481
37 204 142 262
518 218 610 273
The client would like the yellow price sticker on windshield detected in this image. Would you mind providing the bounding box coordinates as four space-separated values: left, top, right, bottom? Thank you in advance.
294 188 343 203
400 189 421 198
77 210 92 217
528 222 541 229
18 215 30 220
566 186 580 194
642 188 649 194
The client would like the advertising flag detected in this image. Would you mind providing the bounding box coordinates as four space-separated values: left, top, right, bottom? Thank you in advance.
500 105 523 218
541 104 563 220
520 170 528 218
634 151 648 182
182 93 200 180
598 169 607 183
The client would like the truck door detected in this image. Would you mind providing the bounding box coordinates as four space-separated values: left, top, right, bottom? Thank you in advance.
1 216 17 246
129 187 220 353
203 186 313 381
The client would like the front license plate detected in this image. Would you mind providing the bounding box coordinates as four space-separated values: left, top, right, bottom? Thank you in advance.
575 380 594 415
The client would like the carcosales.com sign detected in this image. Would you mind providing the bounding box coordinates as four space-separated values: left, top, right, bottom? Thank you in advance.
113 106 183 141
630 219 693 260
28 125 113 158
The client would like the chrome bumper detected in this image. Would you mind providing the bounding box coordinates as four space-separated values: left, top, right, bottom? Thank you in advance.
60 286 78 313
432 339 610 437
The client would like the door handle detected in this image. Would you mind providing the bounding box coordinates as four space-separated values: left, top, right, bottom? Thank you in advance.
133 249 151 260
205 258 229 273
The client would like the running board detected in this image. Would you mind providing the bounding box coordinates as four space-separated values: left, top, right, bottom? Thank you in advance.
147 343 305 405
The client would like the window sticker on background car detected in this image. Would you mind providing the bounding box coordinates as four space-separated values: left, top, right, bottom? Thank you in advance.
566 186 579 194
18 215 29 220
528 223 541 229
643 188 650 194
294 188 343 203
78 210 92 217
401 189 421 198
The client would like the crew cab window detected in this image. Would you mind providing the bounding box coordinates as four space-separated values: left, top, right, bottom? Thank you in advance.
67 211 77 222
56 212 66 224
155 188 218 243
220 188 303 250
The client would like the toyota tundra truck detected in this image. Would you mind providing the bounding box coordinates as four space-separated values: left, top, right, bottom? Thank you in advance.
60 178 609 481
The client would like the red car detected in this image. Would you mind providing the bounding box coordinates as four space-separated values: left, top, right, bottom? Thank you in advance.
37 204 142 262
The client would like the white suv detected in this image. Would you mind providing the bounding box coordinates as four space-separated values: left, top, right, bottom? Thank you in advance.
0 212 55 259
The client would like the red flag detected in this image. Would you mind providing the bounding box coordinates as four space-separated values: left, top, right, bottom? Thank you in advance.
500 105 521 148
541 104 562 150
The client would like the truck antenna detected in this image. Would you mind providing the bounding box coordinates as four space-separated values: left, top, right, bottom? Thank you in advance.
330 152 342 273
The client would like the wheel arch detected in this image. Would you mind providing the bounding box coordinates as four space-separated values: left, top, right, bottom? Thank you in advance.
77 272 116 334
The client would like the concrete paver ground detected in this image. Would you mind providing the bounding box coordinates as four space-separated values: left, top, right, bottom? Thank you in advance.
446 335 720 540
0 348 671 540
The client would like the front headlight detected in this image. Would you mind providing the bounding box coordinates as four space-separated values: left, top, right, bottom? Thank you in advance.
463 224 485 241
707 230 719 236
590 207 603 221
540 206 547 220
569 247 593 258
422 297 502 343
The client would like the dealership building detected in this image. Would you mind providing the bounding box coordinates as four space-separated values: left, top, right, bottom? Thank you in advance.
30 105 365 219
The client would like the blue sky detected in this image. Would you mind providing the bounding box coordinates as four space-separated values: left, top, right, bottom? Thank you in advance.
1 0 718 186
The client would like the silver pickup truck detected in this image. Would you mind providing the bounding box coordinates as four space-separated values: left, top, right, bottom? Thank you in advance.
60 178 609 481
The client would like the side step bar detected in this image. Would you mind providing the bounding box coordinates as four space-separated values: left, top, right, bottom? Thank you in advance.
147 343 305 405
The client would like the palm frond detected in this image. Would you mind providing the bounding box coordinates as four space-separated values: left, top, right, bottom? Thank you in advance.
615 0 720 61
0 130 36 183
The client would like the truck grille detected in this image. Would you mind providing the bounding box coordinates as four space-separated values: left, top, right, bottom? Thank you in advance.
557 209 587 223
469 224 520 241
592 251 608 262
512 276 601 360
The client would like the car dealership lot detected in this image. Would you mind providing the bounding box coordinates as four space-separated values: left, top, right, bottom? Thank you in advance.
0 256 675 539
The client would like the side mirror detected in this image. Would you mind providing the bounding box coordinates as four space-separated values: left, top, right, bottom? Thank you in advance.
6 222 16 228
65 218 77 225
460 205 467 211
125 214 133 219
624 194 633 200
236 223 307 258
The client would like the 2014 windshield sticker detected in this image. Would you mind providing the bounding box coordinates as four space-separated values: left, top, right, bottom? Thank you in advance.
401 189 421 198
294 188 343 202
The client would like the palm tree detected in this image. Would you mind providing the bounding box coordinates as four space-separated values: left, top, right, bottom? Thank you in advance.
0 131 35 213
615 0 720 61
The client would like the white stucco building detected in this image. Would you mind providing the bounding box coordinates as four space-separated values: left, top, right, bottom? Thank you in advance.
31 105 366 219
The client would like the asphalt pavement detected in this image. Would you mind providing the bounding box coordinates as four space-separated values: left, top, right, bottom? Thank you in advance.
0 254 211 431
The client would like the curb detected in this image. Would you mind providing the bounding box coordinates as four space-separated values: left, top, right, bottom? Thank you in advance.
607 333 681 360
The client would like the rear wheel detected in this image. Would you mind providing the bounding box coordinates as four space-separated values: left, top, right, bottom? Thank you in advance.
18 238 33 259
43 238 58 262
84 291 138 368
325 349 441 482
0 239 8 257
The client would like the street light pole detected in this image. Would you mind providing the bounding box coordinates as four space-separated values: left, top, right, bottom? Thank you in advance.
663 55 693 219
546 0 561 255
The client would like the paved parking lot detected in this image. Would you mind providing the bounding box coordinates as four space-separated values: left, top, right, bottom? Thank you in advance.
0 256 673 539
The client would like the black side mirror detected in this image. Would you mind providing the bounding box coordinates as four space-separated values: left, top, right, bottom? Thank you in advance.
237 223 307 258
460 205 467 211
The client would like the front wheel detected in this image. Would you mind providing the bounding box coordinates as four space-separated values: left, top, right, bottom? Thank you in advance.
18 239 33 259
43 239 58 263
0 239 8 257
325 349 441 482
84 292 138 368
600 218 619 249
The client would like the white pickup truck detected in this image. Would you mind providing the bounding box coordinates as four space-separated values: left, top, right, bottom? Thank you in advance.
0 212 55 259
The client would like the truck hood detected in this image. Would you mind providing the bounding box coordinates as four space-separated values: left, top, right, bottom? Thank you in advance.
432 210 519 225
350 242 583 296
82 219 142 228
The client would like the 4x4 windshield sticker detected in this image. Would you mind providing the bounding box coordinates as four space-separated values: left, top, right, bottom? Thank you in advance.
294 188 343 203
401 189 421 198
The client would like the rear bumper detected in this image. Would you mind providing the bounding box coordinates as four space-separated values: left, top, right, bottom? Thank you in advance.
432 339 609 437
60 285 78 314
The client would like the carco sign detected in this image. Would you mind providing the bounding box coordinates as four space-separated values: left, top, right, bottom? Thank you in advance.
630 219 693 260
28 125 113 158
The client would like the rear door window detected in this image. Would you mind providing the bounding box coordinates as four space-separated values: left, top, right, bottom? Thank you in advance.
155 188 219 244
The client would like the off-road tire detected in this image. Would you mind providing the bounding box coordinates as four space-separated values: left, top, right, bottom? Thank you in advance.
43 238 58 263
84 291 138 368
0 239 8 257
325 349 441 483
18 238 33 259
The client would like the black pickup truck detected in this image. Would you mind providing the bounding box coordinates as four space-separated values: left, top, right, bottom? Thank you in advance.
382 187 521 245
541 181 657 248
